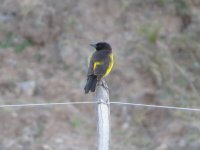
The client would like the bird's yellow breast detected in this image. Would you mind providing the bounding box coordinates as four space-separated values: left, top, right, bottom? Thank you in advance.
103 53 114 77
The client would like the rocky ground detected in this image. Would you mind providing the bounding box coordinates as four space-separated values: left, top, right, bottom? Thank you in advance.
0 0 200 149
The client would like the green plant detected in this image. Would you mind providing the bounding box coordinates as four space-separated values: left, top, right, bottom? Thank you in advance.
120 0 132 12
0 33 33 53
14 39 32 53
70 118 81 128
155 0 165 6
173 0 190 15
34 121 45 138
63 64 71 71
0 33 15 48
140 24 161 44
155 0 173 6
20 1 40 18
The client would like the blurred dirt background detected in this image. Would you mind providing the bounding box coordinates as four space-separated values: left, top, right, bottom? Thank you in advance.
0 0 200 149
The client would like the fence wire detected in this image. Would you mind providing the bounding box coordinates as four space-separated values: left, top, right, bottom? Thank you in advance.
0 101 97 108
0 101 200 112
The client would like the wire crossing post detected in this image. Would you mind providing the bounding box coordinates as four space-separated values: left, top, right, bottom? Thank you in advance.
95 79 110 150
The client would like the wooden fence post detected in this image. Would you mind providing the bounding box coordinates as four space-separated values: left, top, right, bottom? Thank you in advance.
95 79 110 150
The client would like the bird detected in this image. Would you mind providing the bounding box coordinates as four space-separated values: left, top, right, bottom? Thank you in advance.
84 42 114 94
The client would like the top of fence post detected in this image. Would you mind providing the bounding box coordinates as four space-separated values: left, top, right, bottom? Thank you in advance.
95 79 110 150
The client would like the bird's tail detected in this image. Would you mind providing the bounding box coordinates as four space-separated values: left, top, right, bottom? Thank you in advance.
84 75 97 94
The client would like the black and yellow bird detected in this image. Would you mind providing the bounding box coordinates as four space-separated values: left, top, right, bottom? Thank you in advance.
84 42 114 94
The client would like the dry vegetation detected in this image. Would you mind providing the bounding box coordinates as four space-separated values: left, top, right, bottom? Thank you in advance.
0 0 200 149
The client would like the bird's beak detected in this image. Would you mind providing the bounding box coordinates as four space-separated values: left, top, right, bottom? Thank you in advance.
90 44 96 48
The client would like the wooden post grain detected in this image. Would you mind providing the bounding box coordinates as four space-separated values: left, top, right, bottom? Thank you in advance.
95 79 110 150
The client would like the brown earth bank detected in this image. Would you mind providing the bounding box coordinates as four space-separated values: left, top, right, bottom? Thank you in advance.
0 0 200 149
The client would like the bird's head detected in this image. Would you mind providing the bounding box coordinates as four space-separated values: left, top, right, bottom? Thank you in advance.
90 42 112 51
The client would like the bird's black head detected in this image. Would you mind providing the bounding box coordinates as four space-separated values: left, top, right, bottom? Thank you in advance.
90 42 112 51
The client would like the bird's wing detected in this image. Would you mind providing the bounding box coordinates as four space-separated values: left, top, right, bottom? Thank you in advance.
87 51 95 76
87 51 112 77
94 55 110 76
